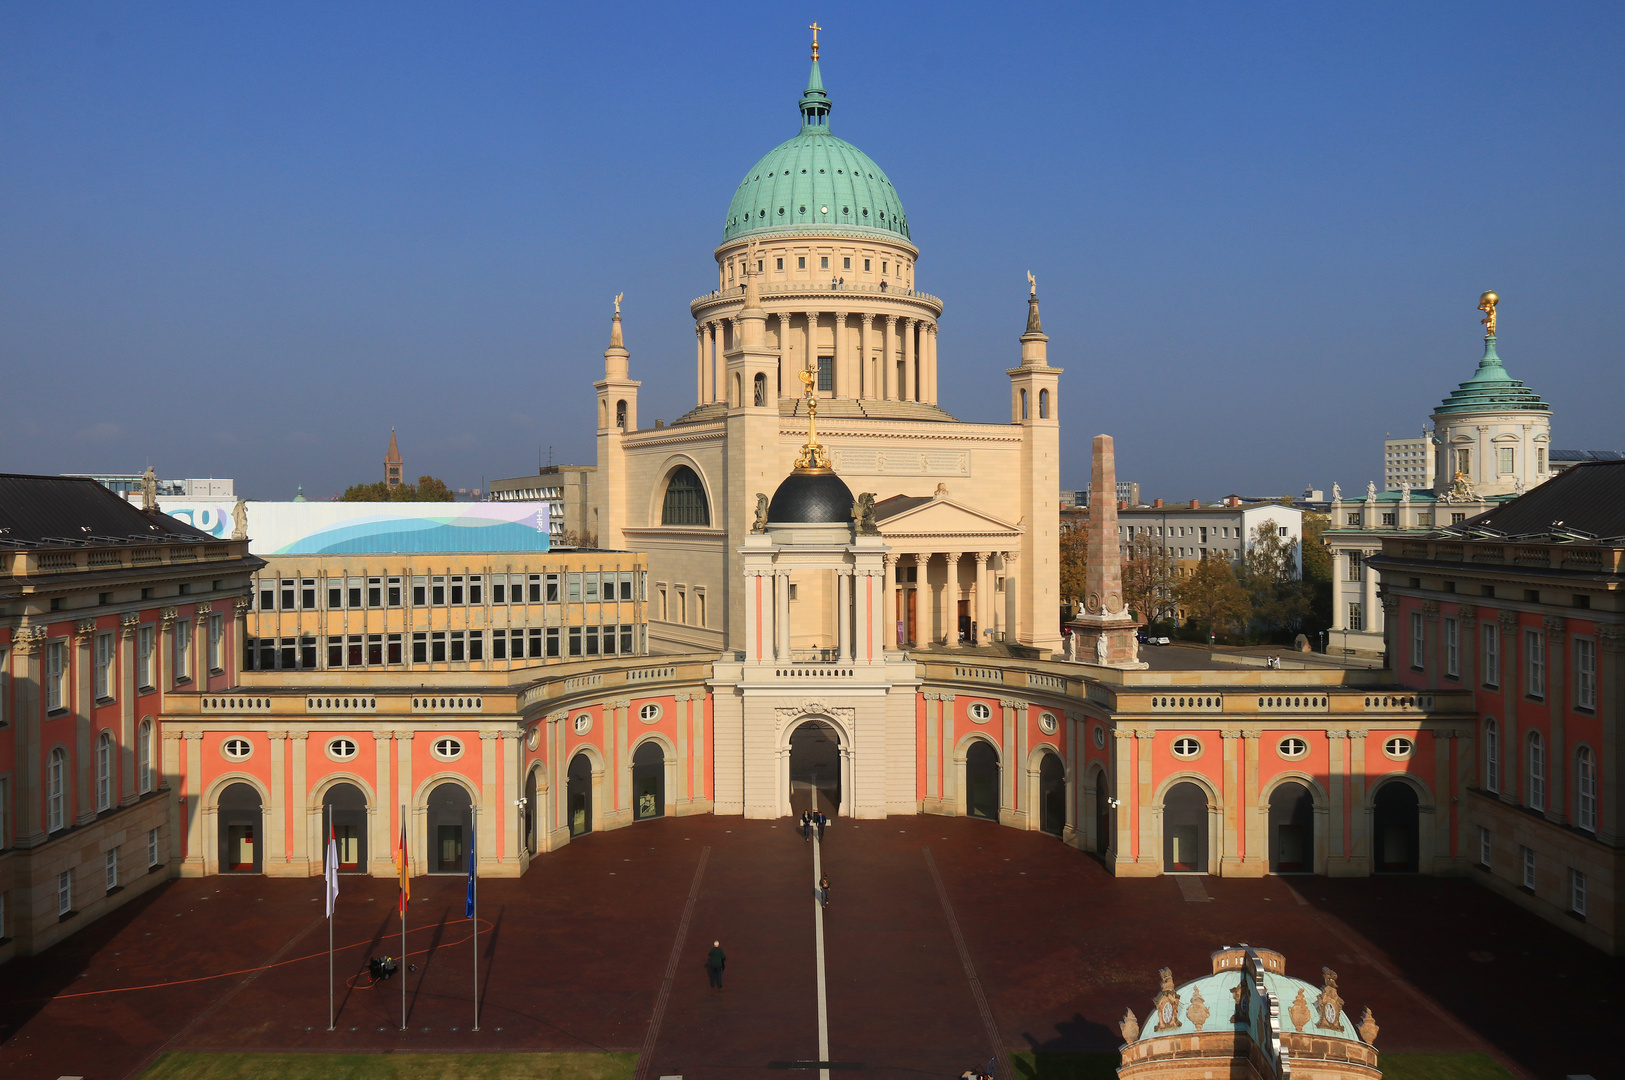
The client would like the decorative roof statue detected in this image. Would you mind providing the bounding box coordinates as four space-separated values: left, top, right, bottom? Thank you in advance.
1118 1008 1140 1045
613 291 623 315
1478 290 1498 337
1514 476 1526 496
1440 470 1479 505
852 492 880 535
1331 481 1341 502
1365 480 1377 500
231 499 249 540
1027 270 1037 297
140 465 158 511
1400 481 1411 503
793 366 831 470
751 493 769 533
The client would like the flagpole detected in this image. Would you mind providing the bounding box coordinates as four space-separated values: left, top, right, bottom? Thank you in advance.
400 802 407 1032
472 818 480 1032
326 805 335 1032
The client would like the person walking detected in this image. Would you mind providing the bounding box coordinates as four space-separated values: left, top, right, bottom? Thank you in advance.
706 940 726 989
800 809 812 841
814 810 827 841
817 874 830 908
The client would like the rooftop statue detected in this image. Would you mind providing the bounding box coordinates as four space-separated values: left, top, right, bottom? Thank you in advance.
1479 290 1498 336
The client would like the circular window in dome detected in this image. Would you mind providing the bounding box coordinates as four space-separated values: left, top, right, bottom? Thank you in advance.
799 206 806 214
800 168 807 174
778 207 785 216
862 208 868 216
759 210 766 217
842 206 849 214
820 205 828 214
818 168 824 173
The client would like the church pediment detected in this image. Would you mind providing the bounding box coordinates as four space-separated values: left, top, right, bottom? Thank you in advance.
875 496 1021 539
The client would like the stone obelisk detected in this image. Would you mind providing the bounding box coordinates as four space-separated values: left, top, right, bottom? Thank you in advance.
1068 434 1146 668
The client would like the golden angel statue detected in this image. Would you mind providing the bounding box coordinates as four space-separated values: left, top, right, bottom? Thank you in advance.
1478 291 1497 336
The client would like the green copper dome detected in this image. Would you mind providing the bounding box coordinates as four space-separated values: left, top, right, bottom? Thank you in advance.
1435 336 1550 415
722 60 910 244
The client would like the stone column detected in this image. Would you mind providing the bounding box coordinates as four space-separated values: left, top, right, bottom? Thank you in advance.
833 311 848 396
1598 626 1625 846
883 554 897 648
696 325 706 404
119 612 139 806
372 730 393 874
708 321 720 402
944 553 962 644
395 730 415 871
1326 730 1347 869
1500 611 1520 803
10 627 46 846
805 311 820 383
1330 551 1347 631
183 731 203 871
776 571 792 660
775 312 793 397
1422 600 1440 691
1459 604 1478 690
231 595 249 686
744 570 759 663
501 730 522 863
1348 729 1369 869
912 555 930 646
859 314 875 399
614 698 632 816
1220 730 1241 871
73 620 95 825
974 553 990 647
902 318 916 401
837 570 852 661
1545 616 1567 823
1475 425 1489 487
480 731 501 862
267 728 288 869
928 324 938 403
882 316 896 400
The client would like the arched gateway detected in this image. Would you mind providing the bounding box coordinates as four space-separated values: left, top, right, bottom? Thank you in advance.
789 719 842 816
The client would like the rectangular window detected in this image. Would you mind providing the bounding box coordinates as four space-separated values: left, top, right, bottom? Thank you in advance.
776 257 784 270
450 631 465 663
97 734 112 811
567 626 583 656
1482 623 1500 687
585 625 600 655
531 628 546 658
1444 618 1459 678
1346 513 1360 526
45 640 66 711
469 576 483 604
1575 637 1596 710
280 580 295 609
450 577 464 605
207 614 223 672
259 581 275 610
602 624 617 655
0 777 8 850
817 355 833 390
843 257 851 269
493 580 506 604
412 577 427 605
506 628 521 660
388 577 402 606
148 827 159 867
493 632 508 661
105 848 118 891
387 633 402 664
1381 512 1396 526
797 256 806 269
367 634 383 666
620 574 634 601
174 620 193 682
533 574 547 603
327 637 344 668
863 258 871 271
1346 551 1363 581
328 584 343 608
1479 827 1491 867
1418 512 1433 527
1538 447 1547 473
1410 612 1425 669
94 632 114 700
412 633 427 664
302 581 317 609
431 632 447 663
1498 447 1514 474
585 574 599 602
622 626 634 655
279 638 296 670
820 255 829 269
1526 629 1545 698
58 870 72 916
1521 845 1536 890
568 573 582 602
469 631 483 662
1347 602 1362 631
431 577 446 605
1571 869 1587 916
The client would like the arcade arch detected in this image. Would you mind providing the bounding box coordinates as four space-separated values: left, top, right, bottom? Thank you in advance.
1157 776 1218 874
787 719 843 817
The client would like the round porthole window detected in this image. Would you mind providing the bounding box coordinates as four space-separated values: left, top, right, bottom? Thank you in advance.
820 205 828 214
1278 737 1308 760
968 702 992 723
432 737 463 761
1038 712 1058 735
1093 726 1107 749
526 726 541 751
1384 736 1414 760
326 738 358 762
1172 737 1202 759
638 702 662 723
222 738 252 762
573 713 593 735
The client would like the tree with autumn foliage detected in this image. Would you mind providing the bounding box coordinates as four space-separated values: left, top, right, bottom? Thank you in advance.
1123 532 1178 626
1175 554 1252 641
341 475 456 502
1059 517 1088 615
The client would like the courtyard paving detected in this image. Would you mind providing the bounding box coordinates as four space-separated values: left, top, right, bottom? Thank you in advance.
0 814 1617 1080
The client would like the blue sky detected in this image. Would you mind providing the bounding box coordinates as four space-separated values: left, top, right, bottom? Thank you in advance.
3 2 1620 502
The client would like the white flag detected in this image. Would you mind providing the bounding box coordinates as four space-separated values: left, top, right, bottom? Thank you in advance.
324 825 340 918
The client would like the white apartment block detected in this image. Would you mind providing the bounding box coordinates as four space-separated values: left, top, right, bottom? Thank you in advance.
1383 434 1434 491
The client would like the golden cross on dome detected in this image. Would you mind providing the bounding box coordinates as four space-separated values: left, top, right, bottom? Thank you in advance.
809 22 822 60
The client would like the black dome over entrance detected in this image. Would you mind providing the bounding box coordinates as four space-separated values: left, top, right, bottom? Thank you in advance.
768 468 854 524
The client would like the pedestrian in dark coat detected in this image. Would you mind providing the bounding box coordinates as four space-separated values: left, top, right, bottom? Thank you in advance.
818 874 830 908
814 810 827 840
706 941 726 988
800 810 812 841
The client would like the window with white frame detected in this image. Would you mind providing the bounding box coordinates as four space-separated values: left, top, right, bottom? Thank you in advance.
47 747 66 832
1479 827 1491 867
1574 637 1596 710
1521 845 1535 889
137 719 154 794
105 847 118 891
1384 736 1414 760
1410 612 1425 669
1172 737 1202 759
967 702 992 721
1575 746 1597 833
1346 552 1363 581
57 869 72 915
1481 623 1499 687
147 827 159 867
1483 717 1500 792
208 613 223 672
1571 869 1587 916
1348 602 1363 631
45 640 66 711
1444 619 1459 677
1525 630 1545 698
94 632 115 700
1498 447 1515 474
96 731 113 812
432 737 463 761
174 619 192 683
1526 730 1546 811
137 625 155 689
222 738 252 762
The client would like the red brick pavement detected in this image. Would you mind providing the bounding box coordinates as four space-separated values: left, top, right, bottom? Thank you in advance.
0 815 1617 1080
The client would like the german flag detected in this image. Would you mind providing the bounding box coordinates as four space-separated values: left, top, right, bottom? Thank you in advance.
392 814 410 914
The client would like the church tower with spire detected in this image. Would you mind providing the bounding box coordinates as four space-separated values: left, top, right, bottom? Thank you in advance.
1007 285 1064 653
592 298 640 549
384 429 403 488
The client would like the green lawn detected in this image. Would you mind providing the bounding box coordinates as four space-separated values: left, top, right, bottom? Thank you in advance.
1010 1051 1514 1080
138 1051 638 1080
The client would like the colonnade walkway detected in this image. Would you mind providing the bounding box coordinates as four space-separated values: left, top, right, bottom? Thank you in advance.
0 816 1603 1080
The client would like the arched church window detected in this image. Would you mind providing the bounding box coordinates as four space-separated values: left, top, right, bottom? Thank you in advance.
661 466 710 527
616 400 627 429
1020 389 1028 419
754 372 768 406
1039 389 1050 419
